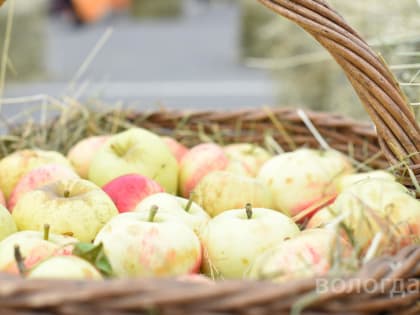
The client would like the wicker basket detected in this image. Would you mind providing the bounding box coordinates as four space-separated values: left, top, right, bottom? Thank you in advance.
1 1 420 314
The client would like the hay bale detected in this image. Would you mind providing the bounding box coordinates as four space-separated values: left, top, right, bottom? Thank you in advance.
131 0 183 19
245 0 420 119
0 0 48 81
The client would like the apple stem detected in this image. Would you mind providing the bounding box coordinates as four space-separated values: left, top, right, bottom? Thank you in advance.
149 205 159 222
245 203 253 219
111 143 124 156
64 190 70 198
43 224 50 241
14 245 26 277
185 192 195 213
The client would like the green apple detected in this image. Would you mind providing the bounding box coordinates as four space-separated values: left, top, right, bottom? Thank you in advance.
307 179 420 255
201 205 300 279
258 148 354 217
135 192 210 237
0 205 16 241
192 171 273 217
94 208 202 277
224 143 272 177
0 149 72 199
246 228 351 282
0 230 77 274
28 255 102 280
12 179 118 242
88 128 179 193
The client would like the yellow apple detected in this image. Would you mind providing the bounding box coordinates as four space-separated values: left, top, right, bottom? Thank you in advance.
192 171 273 217
201 205 300 279
12 179 118 242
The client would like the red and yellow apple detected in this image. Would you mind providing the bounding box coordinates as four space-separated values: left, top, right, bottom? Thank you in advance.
258 148 354 217
103 174 164 213
179 143 230 197
201 205 300 279
246 228 352 282
94 208 202 277
192 171 273 217
67 135 110 178
12 179 118 242
0 230 77 274
8 164 79 211
0 149 72 199
88 128 179 194
224 143 271 177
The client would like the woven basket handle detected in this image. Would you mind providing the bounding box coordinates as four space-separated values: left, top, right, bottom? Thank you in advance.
258 0 420 183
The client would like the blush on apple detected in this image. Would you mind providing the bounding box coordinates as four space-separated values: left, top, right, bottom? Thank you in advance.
162 137 189 163
102 174 164 213
8 164 79 211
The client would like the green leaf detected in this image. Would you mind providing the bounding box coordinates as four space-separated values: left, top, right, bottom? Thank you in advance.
73 242 113 277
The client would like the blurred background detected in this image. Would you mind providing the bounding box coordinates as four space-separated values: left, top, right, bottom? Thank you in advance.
1 0 420 123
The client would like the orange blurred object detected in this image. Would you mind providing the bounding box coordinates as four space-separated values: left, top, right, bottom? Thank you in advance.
71 0 130 23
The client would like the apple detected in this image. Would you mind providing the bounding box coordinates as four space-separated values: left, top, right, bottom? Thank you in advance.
179 143 230 197
88 128 179 194
307 179 420 255
12 178 118 243
224 143 272 177
0 149 72 199
28 255 102 280
94 207 202 277
192 171 273 217
103 174 164 213
336 170 395 192
246 228 351 282
135 192 210 237
8 164 79 211
201 205 300 279
67 135 110 178
0 229 77 274
257 148 354 217
0 205 16 241
162 137 189 163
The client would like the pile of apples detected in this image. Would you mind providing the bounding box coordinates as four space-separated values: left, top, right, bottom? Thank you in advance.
0 127 419 282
